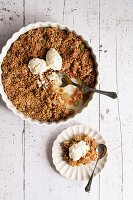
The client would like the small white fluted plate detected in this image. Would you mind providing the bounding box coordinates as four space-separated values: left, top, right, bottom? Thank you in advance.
52 125 107 181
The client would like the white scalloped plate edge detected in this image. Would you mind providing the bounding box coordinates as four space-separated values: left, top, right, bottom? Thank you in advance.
52 125 108 181
0 22 98 126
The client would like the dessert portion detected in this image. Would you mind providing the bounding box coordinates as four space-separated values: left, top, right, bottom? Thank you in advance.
28 48 62 88
28 48 83 112
61 134 98 167
1 27 97 122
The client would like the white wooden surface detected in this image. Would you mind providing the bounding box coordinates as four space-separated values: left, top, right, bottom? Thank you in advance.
0 0 133 199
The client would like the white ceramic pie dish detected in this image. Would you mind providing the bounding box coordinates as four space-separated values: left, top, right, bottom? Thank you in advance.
52 125 107 181
0 22 98 125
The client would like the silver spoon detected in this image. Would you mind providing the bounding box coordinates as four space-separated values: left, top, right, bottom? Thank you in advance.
85 144 107 192
58 72 117 99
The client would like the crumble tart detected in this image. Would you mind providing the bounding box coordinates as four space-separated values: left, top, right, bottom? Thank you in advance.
1 27 97 122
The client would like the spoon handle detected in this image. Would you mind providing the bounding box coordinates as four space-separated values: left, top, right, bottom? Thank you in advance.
72 82 117 99
85 159 99 192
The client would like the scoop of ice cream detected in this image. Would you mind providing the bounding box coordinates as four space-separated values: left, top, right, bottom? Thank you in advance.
69 141 90 161
46 48 62 71
28 58 49 75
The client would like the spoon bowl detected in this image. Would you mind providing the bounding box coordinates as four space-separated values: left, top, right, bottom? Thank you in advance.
58 72 72 87
97 144 107 159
